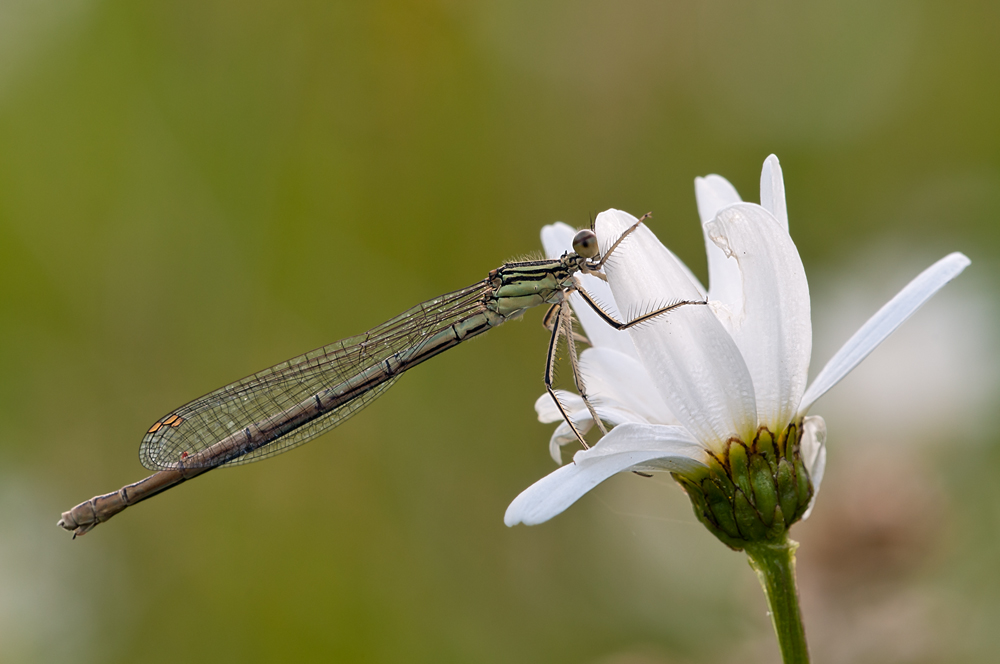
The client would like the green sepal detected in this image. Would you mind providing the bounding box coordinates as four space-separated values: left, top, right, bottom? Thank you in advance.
766 505 788 540
793 457 813 522
776 458 799 527
729 444 753 502
756 428 778 473
674 474 746 551
779 421 798 460
677 475 711 521
707 457 737 499
702 479 741 540
734 489 767 541
750 454 778 526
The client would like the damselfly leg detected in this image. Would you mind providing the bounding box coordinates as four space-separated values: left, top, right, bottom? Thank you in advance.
540 214 707 449
542 299 607 449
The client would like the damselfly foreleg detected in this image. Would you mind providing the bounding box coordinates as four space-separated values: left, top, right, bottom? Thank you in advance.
572 283 708 331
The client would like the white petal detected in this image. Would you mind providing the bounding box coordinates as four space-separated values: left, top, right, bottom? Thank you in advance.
535 346 677 462
579 347 675 423
706 203 811 431
537 385 659 463
759 155 789 232
571 423 706 465
674 260 708 300
540 222 576 260
568 290 642 361
696 175 744 308
799 415 826 478
546 403 652 463
536 390 592 463
799 415 827 520
695 175 742 225
541 222 639 359
798 252 972 414
505 424 708 526
535 390 584 424
548 419 591 464
596 210 758 446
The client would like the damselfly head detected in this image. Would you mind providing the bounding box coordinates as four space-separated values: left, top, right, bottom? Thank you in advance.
572 229 599 259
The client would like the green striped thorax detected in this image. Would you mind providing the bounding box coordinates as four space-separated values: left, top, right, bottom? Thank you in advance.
487 260 576 317
672 421 815 551
486 229 601 319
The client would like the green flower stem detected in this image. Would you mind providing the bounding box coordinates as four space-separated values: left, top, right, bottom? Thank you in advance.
745 537 810 664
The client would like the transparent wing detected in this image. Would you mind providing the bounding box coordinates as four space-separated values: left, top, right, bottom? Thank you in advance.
139 282 490 471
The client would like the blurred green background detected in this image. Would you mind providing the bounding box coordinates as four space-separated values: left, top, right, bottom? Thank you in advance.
2 1 998 663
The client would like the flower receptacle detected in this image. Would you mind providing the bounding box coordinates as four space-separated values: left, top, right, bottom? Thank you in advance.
674 422 814 551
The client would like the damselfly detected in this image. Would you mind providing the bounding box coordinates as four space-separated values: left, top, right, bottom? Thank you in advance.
58 217 703 536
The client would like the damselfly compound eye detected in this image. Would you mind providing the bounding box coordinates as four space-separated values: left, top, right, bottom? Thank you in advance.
572 229 599 258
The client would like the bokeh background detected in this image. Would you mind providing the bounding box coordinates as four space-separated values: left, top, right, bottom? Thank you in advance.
2 2 998 663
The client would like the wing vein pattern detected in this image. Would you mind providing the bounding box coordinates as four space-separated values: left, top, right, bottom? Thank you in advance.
139 282 490 470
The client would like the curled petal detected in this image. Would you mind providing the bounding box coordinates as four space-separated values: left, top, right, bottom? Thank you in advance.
798 252 972 414
537 389 655 463
505 424 708 526
536 390 593 463
759 155 789 232
706 203 811 431
596 210 758 446
799 415 827 520
547 420 592 465
535 390 584 424
696 174 743 308
546 404 652 464
541 222 639 359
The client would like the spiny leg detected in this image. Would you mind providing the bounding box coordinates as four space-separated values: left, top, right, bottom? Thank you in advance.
544 302 590 449
542 302 590 346
572 281 708 331
559 299 608 436
592 212 651 271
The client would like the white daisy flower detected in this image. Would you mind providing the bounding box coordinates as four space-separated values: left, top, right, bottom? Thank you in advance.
506 155 970 549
